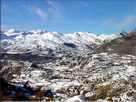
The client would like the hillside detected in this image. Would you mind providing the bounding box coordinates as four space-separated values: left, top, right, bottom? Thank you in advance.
93 29 136 56
0 29 136 102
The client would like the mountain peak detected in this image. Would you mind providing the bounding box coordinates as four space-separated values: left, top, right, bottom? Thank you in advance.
29 29 47 34
4 29 25 36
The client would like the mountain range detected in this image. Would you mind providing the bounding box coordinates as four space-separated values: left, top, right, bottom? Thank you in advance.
1 29 120 58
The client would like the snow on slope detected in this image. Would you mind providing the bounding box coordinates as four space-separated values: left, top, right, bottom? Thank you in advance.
3 29 25 36
1 53 136 101
1 29 120 56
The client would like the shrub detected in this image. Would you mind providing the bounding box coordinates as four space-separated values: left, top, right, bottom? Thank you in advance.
80 61 88 69
96 85 110 99
85 85 111 101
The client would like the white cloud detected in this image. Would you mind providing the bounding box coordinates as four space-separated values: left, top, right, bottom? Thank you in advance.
101 18 115 27
34 7 48 20
22 1 63 21
114 15 135 30
48 8 62 20
47 1 63 20
98 15 135 31
80 1 90 7
22 5 48 20
47 1 62 9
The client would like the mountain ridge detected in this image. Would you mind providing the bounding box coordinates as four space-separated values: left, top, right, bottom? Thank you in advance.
1 29 120 57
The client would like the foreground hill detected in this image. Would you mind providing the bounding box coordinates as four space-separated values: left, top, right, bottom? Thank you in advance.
0 53 136 101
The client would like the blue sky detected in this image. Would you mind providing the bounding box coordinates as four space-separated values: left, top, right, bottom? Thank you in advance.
1 0 136 34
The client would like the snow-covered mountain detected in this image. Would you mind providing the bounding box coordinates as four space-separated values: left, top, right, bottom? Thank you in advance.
1 29 120 57
0 29 136 102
